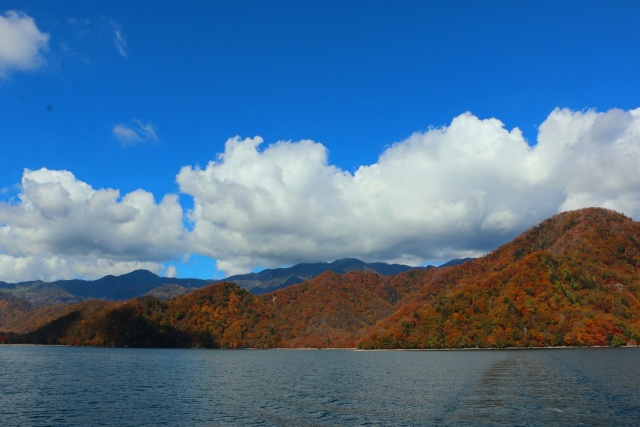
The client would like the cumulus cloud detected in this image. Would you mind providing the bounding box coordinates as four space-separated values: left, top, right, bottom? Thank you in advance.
1 107 640 282
0 10 49 78
113 120 159 145
0 168 186 281
177 107 640 275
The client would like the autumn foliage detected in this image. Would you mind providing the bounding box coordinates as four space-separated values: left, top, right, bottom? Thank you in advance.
2 208 640 349
359 208 640 348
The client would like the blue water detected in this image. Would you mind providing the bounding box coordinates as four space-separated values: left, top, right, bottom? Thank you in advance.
1 346 638 426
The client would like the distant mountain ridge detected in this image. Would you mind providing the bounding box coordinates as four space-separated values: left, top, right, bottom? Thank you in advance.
438 257 475 268
222 258 428 294
53 270 212 300
0 271 213 306
0 258 447 308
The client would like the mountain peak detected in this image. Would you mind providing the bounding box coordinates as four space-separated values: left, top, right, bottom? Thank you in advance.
490 208 638 264
120 270 161 280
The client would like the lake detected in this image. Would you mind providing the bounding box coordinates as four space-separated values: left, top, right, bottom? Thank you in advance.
1 346 638 426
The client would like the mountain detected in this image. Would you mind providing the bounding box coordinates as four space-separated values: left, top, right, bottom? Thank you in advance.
3 208 639 349
439 257 475 267
3 270 418 348
358 207 640 348
54 270 212 300
222 258 426 294
0 258 429 332
143 284 197 300
0 291 33 331
0 281 85 307
0 258 426 309
0 271 214 307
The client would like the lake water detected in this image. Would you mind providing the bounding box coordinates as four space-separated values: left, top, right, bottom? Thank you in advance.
0 346 638 426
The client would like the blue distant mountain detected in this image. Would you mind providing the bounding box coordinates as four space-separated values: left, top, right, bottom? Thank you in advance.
0 258 474 306
221 258 431 294
0 270 213 305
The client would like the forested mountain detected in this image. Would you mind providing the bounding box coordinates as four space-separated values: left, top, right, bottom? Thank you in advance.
359 207 640 348
223 258 426 294
2 208 639 349
0 258 425 308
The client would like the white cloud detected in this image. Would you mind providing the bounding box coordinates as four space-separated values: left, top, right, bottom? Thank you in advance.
0 168 186 281
177 107 640 275
112 22 127 57
112 120 159 145
539 108 640 212
0 10 49 78
0 255 163 283
164 265 177 278
112 124 139 143
2 107 640 282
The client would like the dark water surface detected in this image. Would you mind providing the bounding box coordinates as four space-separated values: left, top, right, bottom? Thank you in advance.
1 346 638 426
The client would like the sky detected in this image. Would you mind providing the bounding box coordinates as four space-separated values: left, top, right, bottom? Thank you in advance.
1 1 640 282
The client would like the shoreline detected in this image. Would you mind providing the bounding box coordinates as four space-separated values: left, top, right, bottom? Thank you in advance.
2 343 638 351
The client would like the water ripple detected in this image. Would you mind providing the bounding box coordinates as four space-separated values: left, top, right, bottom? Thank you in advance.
0 347 638 426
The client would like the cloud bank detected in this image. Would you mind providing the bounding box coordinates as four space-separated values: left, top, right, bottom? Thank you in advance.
0 169 186 282
0 10 49 78
1 107 640 281
179 107 640 274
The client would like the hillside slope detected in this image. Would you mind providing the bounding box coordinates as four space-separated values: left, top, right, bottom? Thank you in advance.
359 208 640 348
3 208 639 349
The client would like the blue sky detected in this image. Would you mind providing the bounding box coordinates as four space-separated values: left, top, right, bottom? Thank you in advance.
1 1 640 282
